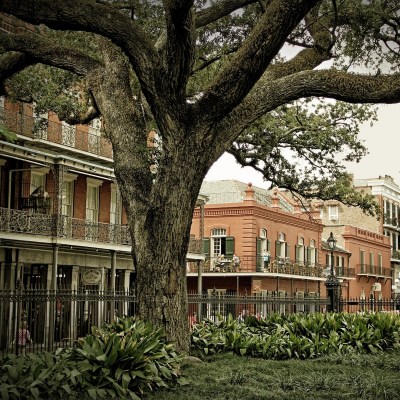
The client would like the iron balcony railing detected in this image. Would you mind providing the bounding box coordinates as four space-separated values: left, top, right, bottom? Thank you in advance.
0 207 204 253
0 106 113 159
357 264 392 277
187 256 355 278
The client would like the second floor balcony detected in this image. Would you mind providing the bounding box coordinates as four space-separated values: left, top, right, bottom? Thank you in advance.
187 256 356 279
0 106 113 161
357 264 392 278
0 207 204 256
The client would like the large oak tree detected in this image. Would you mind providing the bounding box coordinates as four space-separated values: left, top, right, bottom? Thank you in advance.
1 0 400 352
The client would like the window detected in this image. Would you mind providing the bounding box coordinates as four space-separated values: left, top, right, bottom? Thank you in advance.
211 228 227 256
30 172 46 195
328 205 339 221
110 184 122 225
276 232 288 259
295 237 305 263
378 254 383 274
309 239 317 265
86 185 99 223
86 179 102 241
62 180 74 217
360 250 365 274
259 228 268 252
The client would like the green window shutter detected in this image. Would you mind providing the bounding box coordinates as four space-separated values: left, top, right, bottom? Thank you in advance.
225 237 234 257
285 244 290 259
256 238 262 256
203 238 210 258
267 239 271 251
325 254 329 266
315 249 318 264
256 238 262 271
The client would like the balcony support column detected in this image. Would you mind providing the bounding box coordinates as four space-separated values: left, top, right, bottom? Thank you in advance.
110 250 116 323
47 244 58 351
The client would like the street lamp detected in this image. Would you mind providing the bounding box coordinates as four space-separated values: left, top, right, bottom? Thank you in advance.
325 232 340 312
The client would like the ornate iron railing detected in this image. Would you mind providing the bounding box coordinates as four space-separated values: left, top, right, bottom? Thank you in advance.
0 208 204 253
0 207 131 245
0 106 113 159
357 263 392 277
188 256 355 278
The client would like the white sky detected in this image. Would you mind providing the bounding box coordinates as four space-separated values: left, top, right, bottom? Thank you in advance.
205 103 400 189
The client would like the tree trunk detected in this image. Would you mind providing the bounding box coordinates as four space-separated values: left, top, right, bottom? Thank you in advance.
89 41 214 353
129 145 207 353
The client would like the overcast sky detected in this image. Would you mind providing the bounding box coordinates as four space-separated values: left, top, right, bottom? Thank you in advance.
205 103 400 189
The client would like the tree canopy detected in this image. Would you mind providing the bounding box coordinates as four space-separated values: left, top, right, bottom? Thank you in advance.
1 0 400 350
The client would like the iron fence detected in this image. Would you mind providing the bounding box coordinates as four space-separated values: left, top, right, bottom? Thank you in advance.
1 289 399 357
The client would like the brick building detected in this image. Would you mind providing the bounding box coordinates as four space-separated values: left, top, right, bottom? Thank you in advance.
189 180 393 305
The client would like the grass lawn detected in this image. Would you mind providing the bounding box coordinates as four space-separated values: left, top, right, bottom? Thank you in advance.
146 351 400 400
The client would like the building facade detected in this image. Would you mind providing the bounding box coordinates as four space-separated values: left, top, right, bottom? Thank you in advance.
0 95 204 349
190 180 393 312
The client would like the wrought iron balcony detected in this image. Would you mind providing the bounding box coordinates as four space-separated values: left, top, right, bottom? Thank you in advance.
187 256 356 278
357 264 392 277
0 207 130 245
0 106 113 160
0 207 204 255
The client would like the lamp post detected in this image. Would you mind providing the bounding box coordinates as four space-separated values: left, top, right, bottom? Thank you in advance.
325 232 340 312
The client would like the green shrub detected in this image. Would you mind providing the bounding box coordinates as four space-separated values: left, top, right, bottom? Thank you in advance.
191 312 400 360
0 317 187 399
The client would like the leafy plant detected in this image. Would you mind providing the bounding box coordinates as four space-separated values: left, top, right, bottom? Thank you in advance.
191 312 400 360
0 317 187 399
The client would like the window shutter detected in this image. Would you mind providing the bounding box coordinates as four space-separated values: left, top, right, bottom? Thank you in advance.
267 239 271 251
256 238 262 256
225 237 234 257
256 238 262 271
326 254 329 266
285 244 290 259
203 238 210 258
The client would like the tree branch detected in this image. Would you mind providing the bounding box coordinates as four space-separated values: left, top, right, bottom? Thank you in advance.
193 0 320 124
0 0 158 94
195 0 257 28
163 0 196 98
0 52 34 94
0 31 102 76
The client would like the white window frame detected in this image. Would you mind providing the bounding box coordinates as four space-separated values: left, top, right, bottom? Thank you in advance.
86 178 102 223
309 239 316 265
211 228 227 257
328 205 339 221
30 171 46 195
62 173 78 218
260 228 268 252
110 183 122 225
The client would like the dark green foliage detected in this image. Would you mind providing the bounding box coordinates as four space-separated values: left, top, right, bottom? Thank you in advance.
191 312 400 359
0 317 186 399
146 351 400 400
